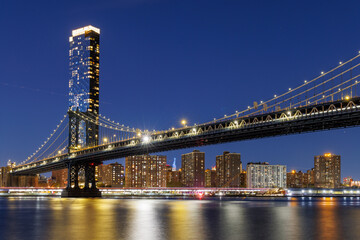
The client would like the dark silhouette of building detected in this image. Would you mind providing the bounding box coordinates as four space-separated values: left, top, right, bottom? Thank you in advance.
166 169 182 187
216 151 242 187
240 170 247 187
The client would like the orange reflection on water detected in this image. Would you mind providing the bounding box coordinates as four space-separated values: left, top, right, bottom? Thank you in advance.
45 198 120 240
317 198 340 240
168 201 206 240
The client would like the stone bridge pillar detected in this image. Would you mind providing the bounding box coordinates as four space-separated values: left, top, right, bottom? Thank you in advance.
61 161 101 198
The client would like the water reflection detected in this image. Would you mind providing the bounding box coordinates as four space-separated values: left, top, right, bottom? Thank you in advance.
0 197 360 240
316 198 340 240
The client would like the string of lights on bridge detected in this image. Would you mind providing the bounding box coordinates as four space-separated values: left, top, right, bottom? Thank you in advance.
203 52 360 124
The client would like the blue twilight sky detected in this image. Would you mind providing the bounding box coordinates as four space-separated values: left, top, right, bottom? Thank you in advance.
1 0 360 178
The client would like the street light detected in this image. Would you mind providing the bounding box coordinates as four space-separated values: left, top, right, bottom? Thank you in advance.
103 137 108 144
181 119 187 127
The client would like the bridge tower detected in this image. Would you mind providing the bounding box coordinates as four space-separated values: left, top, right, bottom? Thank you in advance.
63 25 101 197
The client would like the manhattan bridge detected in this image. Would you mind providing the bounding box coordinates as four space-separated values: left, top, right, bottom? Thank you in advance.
11 25 360 197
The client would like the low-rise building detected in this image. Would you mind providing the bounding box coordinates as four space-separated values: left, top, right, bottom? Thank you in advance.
205 167 216 187
247 162 287 188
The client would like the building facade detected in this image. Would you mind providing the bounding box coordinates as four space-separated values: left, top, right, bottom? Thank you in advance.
343 176 353 187
68 25 100 150
286 170 313 188
125 155 167 188
97 162 125 187
216 151 242 187
52 169 68 187
314 153 341 188
247 162 287 188
240 170 247 188
181 150 205 187
0 166 38 187
205 168 216 187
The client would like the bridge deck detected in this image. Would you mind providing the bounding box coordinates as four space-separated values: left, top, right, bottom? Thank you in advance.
13 97 360 174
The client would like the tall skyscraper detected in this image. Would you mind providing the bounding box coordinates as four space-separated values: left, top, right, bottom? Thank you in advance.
216 151 242 187
247 162 287 188
68 25 100 150
181 150 205 187
314 153 341 188
125 155 167 188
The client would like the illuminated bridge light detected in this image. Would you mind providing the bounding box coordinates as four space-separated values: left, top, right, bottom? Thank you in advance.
142 135 151 144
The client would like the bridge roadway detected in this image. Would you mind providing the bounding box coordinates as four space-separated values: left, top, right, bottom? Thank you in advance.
13 97 360 175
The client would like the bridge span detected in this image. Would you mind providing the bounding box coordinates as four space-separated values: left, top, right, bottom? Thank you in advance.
13 97 360 175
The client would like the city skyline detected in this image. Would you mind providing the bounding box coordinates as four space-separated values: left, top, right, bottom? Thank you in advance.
2 1 360 178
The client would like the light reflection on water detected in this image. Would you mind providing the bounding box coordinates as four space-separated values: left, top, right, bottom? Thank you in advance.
0 197 360 240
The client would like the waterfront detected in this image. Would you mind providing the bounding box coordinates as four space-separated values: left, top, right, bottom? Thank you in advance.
0 197 360 240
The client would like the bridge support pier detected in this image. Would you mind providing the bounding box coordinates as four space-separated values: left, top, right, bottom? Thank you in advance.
61 162 101 198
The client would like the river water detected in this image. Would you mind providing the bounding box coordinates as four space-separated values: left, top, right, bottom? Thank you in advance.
0 197 359 240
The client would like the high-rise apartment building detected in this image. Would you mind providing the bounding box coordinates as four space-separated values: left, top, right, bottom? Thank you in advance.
181 150 205 187
314 153 341 188
216 151 242 187
247 162 287 188
68 25 100 150
125 155 167 188
97 163 125 187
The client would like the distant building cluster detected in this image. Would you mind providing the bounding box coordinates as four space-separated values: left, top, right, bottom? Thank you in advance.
0 161 48 187
1 151 354 189
286 153 341 189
